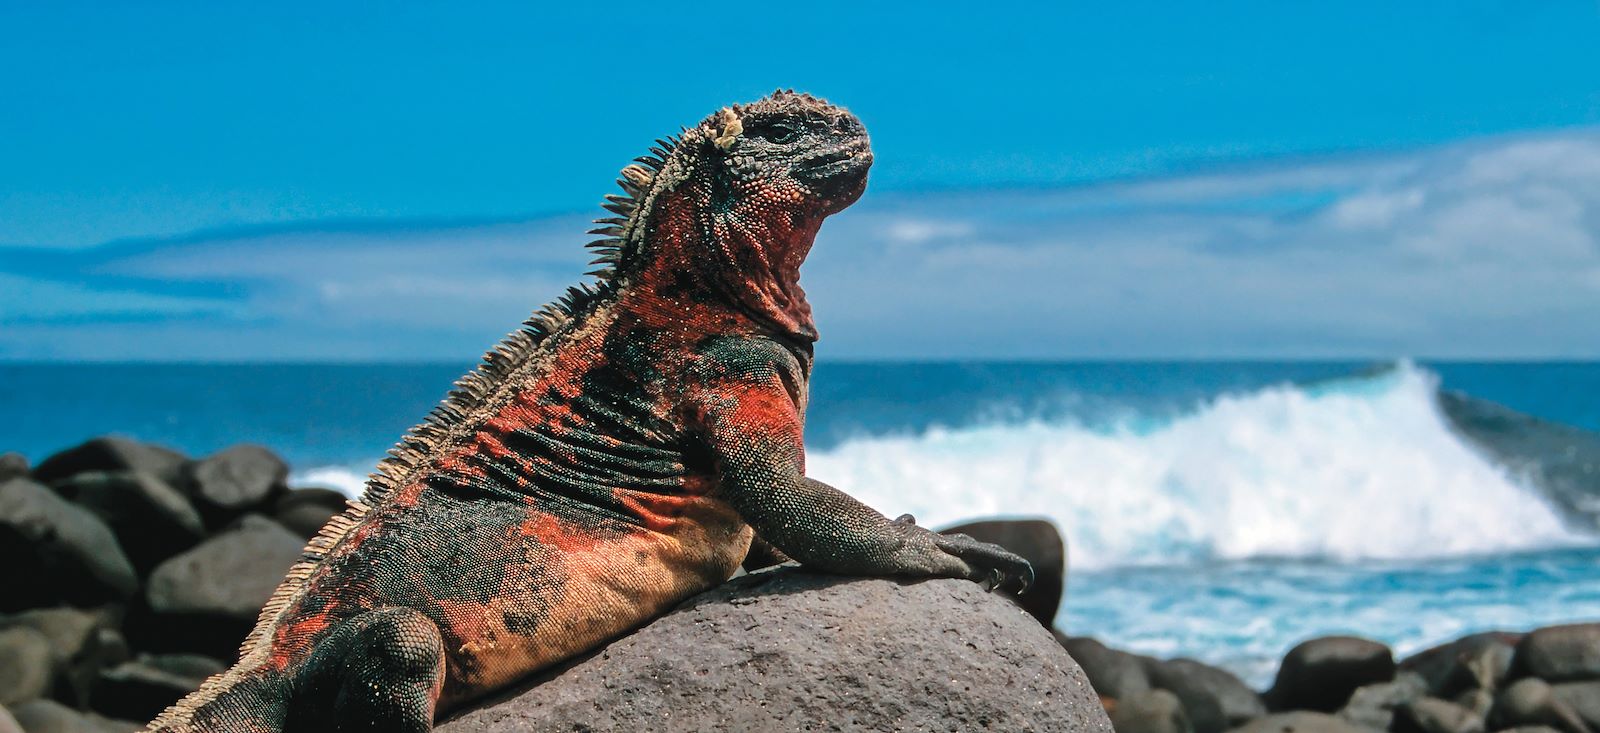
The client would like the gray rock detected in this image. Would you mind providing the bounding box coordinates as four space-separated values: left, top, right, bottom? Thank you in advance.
1394 697 1485 733
0 479 137 611
1551 682 1600 730
1061 635 1155 700
50 471 205 575
271 487 348 538
146 514 301 618
91 654 220 723
1267 636 1396 713
1490 678 1592 733
437 569 1113 733
1514 624 1600 683
0 628 54 707
139 514 302 660
32 438 188 491
8 698 140 733
1112 689 1193 733
940 518 1066 625
0 608 118 707
1400 632 1520 696
1338 670 1429 730
0 704 21 733
0 453 27 482
186 445 287 526
1148 657 1266 733
1226 711 1367 733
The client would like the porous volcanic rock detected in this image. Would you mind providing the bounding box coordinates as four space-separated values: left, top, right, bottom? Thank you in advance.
437 569 1111 733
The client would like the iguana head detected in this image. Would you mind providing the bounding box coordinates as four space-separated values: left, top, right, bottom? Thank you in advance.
590 90 872 341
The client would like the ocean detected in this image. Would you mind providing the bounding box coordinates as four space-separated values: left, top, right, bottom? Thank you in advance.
2 359 1597 687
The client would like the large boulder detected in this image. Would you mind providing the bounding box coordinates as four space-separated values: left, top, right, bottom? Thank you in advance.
31 438 188 491
1266 636 1395 713
49 471 206 575
0 627 54 707
437 569 1112 733
1401 632 1521 696
271 487 348 538
1490 678 1592 733
1147 658 1266 733
138 515 303 659
1513 624 1600 683
0 479 138 612
185 445 288 528
1393 697 1486 733
1551 682 1600 731
1058 635 1154 701
0 608 124 708
6 698 140 733
0 453 27 482
1337 672 1428 731
940 518 1066 626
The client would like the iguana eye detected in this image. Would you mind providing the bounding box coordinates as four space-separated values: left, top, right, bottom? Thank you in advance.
751 124 801 145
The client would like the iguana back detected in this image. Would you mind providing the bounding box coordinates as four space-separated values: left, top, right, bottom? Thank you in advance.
146 91 1031 732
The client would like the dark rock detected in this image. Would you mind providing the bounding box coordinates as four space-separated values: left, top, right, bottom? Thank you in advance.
436 569 1112 733
1453 687 1493 720
90 654 219 723
0 628 54 706
0 608 117 707
1338 671 1428 730
1060 634 1154 700
0 453 27 482
940 517 1066 625
8 698 140 733
1400 631 1521 696
50 472 206 575
1490 678 1592 733
1394 697 1485 733
0 479 138 612
1513 624 1600 683
186 445 287 527
1111 689 1193 733
32 438 188 491
1148 658 1265 733
139 515 302 659
1551 682 1600 730
270 487 347 538
1226 712 1367 733
1267 636 1396 713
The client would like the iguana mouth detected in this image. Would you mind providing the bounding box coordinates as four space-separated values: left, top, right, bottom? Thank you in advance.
795 140 873 199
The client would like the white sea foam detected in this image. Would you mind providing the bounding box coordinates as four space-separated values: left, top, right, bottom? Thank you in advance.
290 362 1593 570
808 362 1591 569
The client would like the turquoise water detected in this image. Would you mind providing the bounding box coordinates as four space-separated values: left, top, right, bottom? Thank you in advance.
2 359 1597 686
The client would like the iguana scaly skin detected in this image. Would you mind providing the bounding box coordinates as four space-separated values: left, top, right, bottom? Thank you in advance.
146 91 1033 732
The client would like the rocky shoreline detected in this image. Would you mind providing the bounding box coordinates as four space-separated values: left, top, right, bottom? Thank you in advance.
2 437 1598 732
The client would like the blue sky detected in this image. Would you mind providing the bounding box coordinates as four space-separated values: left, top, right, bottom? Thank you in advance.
3 2 1599 359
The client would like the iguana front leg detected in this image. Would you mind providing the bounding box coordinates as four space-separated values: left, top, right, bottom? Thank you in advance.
692 354 1033 590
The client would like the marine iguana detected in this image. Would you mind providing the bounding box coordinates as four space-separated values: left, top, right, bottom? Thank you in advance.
145 91 1033 732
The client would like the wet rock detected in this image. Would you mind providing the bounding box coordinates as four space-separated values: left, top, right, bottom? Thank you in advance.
1337 670 1428 730
1400 632 1520 696
0 628 54 706
1267 636 1395 713
186 445 287 527
437 569 1112 733
1148 657 1265 733
32 438 188 492
1393 697 1485 733
50 472 205 575
1513 624 1600 683
0 453 27 482
1226 712 1367 733
270 487 347 538
1060 635 1154 700
940 518 1066 626
1490 678 1592 733
139 515 302 659
0 479 138 612
7 698 140 733
91 654 220 723
1111 689 1193 733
